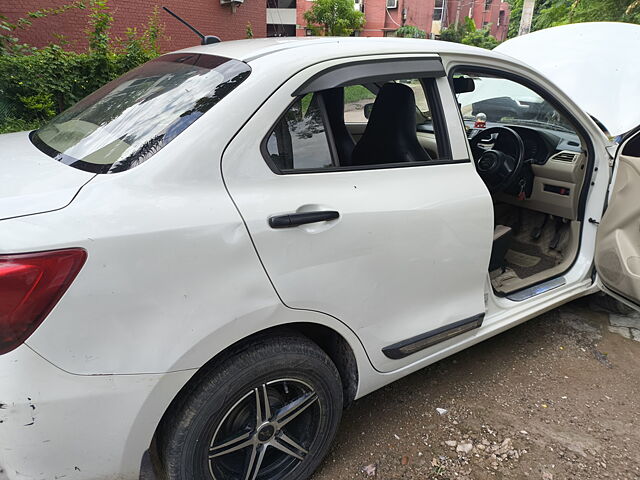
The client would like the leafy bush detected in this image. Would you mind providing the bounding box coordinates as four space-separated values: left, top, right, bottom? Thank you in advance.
439 17 499 49
0 0 164 134
395 25 427 38
439 22 468 43
461 27 499 49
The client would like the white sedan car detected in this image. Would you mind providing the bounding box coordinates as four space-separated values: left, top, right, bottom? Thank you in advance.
1 22 639 480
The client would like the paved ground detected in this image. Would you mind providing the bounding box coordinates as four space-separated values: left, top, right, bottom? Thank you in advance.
312 295 640 480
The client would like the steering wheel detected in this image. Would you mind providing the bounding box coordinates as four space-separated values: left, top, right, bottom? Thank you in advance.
469 126 525 194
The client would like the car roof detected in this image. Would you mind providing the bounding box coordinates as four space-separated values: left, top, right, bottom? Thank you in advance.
173 36 516 65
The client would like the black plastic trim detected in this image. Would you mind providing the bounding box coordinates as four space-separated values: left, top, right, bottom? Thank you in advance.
269 210 340 228
293 57 446 96
382 313 485 360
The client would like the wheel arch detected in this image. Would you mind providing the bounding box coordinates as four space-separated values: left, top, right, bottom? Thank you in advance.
143 321 362 474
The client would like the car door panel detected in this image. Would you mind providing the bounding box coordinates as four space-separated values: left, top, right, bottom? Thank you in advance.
222 57 494 372
596 129 640 309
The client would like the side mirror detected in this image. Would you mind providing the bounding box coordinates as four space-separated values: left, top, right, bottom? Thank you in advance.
363 103 374 119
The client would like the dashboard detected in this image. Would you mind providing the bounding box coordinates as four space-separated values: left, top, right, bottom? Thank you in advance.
466 122 587 220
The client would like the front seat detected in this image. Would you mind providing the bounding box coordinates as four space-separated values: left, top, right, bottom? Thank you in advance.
351 82 431 166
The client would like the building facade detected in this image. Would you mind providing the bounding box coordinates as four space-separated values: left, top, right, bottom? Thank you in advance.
268 0 510 41
3 0 509 54
2 0 267 52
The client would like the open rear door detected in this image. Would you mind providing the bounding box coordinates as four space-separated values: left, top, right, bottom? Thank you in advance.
595 128 640 310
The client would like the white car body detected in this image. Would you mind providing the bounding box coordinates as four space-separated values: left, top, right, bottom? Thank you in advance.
1 25 639 479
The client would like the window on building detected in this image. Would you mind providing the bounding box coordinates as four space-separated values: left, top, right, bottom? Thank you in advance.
266 0 296 7
433 0 444 21
267 24 297 37
485 0 493 10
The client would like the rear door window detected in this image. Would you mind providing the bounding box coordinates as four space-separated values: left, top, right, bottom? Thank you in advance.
265 77 449 173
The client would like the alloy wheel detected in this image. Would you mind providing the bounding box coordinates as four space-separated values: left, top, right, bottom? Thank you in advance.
207 378 321 480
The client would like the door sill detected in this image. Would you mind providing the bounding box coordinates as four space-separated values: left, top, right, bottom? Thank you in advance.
506 276 567 302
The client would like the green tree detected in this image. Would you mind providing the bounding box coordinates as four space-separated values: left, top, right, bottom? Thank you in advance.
303 0 365 36
507 0 640 38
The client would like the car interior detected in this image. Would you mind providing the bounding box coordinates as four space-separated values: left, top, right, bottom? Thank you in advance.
266 71 591 296
453 70 588 296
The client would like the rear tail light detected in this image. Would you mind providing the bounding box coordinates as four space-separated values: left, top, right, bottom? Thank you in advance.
0 248 87 355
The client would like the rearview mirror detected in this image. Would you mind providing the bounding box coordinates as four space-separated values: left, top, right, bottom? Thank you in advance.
453 77 475 94
363 103 374 119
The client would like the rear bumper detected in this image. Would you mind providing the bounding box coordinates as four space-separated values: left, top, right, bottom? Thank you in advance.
0 345 194 480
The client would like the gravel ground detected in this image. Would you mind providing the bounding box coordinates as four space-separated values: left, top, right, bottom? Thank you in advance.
312 296 640 480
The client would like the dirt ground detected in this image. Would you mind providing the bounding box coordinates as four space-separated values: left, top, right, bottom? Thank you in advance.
312 296 640 480
2 297 638 480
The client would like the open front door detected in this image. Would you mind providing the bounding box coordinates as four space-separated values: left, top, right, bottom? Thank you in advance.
595 128 640 310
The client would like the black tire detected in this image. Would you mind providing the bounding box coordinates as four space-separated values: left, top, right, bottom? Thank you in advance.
160 333 343 480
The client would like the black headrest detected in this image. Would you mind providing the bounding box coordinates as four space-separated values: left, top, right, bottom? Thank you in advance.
351 83 431 166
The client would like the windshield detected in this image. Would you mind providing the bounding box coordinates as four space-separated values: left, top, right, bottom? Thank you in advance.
456 75 574 133
31 53 251 173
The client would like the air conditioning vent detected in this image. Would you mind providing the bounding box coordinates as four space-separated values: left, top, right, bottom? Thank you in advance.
386 0 398 9
552 151 578 163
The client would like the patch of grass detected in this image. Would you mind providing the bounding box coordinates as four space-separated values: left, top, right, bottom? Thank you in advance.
344 85 375 104
298 86 376 117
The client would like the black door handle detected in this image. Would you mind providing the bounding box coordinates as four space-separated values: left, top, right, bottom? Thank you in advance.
269 211 340 229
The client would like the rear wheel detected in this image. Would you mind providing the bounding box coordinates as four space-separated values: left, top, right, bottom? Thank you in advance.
160 334 343 480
